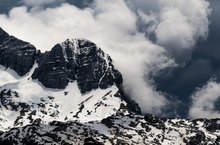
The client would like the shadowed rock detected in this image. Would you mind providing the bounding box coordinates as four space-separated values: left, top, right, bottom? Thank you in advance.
32 39 122 93
0 28 36 76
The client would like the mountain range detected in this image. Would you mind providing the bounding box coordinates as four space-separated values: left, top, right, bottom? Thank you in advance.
0 28 219 145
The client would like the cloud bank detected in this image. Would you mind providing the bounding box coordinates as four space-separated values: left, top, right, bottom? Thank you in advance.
0 0 212 116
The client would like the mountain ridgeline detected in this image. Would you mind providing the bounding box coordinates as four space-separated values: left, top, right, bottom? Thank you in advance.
0 28 219 145
0 27 122 93
0 28 36 76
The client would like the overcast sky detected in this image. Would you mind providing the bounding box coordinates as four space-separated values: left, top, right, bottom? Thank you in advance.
0 0 219 118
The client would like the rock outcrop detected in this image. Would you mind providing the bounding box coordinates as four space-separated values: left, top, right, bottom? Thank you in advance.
0 28 36 76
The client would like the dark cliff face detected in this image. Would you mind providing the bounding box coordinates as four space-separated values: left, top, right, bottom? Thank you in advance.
0 28 36 76
32 39 122 93
32 44 70 89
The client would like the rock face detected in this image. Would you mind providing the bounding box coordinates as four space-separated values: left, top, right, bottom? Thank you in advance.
32 39 122 93
0 28 36 76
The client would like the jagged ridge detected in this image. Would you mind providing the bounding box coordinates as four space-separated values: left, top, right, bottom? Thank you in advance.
0 114 219 145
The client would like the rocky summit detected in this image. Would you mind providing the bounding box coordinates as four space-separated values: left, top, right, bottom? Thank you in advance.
32 38 122 93
0 28 219 145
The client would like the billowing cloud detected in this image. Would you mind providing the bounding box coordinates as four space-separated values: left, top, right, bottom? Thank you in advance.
0 0 175 114
189 80 220 119
127 0 210 51
150 0 220 118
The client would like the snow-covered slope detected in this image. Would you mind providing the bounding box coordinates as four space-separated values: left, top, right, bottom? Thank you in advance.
0 114 219 145
0 28 219 145
0 29 128 131
0 65 127 131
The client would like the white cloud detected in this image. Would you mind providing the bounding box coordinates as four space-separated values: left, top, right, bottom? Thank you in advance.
189 80 220 119
128 0 210 50
0 0 175 114
155 8 194 49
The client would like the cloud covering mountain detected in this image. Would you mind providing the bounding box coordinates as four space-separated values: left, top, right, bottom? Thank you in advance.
0 0 219 118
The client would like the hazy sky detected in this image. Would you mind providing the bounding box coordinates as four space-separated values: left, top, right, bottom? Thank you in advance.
0 0 219 118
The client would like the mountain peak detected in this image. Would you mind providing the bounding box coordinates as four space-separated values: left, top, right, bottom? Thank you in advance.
0 27 122 93
32 38 122 93
59 38 98 62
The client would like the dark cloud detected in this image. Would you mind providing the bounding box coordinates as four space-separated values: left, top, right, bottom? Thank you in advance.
153 0 220 117
0 0 20 13
193 0 220 64
21 0 94 9
0 0 93 13
65 0 94 8
214 97 220 112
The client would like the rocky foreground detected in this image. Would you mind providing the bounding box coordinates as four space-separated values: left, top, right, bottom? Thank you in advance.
0 114 219 145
